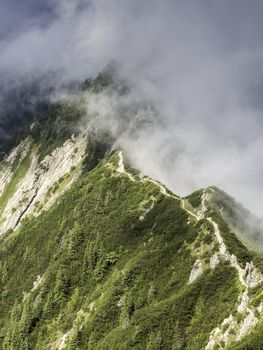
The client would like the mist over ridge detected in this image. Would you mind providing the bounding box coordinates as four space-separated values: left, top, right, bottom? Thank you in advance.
0 0 263 216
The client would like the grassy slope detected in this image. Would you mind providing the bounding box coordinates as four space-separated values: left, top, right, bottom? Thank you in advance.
0 153 241 350
186 189 204 209
187 188 263 272
0 68 261 349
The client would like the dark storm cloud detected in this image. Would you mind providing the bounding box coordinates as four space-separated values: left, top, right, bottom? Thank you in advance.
0 0 263 216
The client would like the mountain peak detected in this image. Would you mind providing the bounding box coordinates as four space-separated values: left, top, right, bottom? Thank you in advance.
0 78 262 350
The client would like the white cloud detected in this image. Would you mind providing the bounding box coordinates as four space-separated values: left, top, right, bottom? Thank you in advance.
1 0 263 216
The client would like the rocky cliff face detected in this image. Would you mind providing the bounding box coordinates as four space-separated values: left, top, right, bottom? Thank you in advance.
0 134 87 234
0 132 262 350
184 189 263 349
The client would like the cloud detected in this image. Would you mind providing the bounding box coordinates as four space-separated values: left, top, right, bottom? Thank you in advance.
0 0 263 216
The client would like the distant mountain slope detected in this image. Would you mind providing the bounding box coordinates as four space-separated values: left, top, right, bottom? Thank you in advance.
204 187 263 253
0 133 262 349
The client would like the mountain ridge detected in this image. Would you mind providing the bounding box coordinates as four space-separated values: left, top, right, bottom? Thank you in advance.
0 70 262 349
0 132 263 349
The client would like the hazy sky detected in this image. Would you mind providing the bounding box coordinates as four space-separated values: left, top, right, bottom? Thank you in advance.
0 0 263 216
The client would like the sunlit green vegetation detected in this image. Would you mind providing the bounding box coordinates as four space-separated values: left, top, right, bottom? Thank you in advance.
186 189 203 208
0 149 243 350
0 68 261 349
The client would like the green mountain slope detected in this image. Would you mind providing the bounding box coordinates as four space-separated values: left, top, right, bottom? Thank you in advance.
0 140 262 349
0 70 262 349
